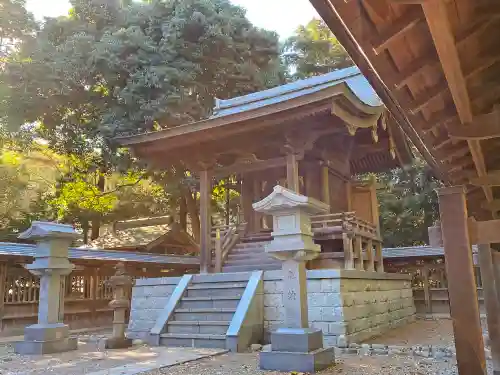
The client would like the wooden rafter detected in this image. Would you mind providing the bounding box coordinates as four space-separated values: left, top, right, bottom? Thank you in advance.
448 108 500 140
390 48 437 89
371 7 423 54
421 0 493 202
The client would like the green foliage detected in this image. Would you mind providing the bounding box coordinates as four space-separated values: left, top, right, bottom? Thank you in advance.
376 157 442 247
282 18 353 80
1 0 283 240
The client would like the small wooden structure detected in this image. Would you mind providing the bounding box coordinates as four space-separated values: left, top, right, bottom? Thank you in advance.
118 68 412 273
0 241 198 335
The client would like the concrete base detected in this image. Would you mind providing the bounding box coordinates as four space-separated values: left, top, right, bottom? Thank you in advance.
102 337 133 349
15 336 78 355
15 323 78 355
271 328 323 352
259 347 335 373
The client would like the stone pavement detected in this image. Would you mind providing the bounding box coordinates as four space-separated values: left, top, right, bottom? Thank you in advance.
0 332 226 375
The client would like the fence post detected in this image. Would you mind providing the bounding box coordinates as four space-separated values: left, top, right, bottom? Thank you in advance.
215 229 222 273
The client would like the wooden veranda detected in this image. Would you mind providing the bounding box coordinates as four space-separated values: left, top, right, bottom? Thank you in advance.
309 1 500 373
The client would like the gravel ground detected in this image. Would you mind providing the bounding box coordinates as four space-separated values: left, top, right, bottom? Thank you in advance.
148 352 493 375
365 318 488 347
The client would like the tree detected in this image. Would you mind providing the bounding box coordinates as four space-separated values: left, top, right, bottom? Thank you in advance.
376 157 441 248
0 0 37 59
282 18 353 80
1 0 283 239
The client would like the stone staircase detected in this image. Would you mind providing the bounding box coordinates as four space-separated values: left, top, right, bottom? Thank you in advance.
158 273 255 349
222 240 281 273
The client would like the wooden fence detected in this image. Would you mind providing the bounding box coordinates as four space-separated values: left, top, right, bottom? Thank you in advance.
0 263 118 335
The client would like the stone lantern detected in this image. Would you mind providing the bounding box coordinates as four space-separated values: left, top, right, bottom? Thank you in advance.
15 221 78 355
101 262 133 349
253 185 335 373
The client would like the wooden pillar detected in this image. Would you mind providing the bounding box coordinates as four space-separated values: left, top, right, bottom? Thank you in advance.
253 178 262 232
90 267 98 325
0 263 6 331
365 239 375 272
320 165 330 208
374 242 384 272
477 244 500 373
353 236 363 270
286 152 299 193
343 234 354 270
423 265 432 314
241 176 255 232
199 169 212 274
263 180 274 229
437 186 486 375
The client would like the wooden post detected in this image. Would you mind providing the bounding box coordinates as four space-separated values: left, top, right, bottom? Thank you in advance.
90 267 98 325
343 234 354 270
365 239 375 272
0 263 6 331
374 242 384 272
353 236 363 270
200 169 212 274
422 265 432 315
286 152 299 193
320 165 330 208
241 176 255 233
477 244 500 373
437 186 486 375
215 229 222 273
253 178 262 232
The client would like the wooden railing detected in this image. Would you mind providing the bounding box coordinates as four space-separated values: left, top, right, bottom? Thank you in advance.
311 211 380 241
310 211 383 272
212 223 247 273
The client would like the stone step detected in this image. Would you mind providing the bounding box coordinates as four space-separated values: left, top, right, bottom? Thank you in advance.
173 308 236 322
225 258 280 268
222 263 280 273
230 247 267 254
167 321 230 335
186 282 247 297
159 333 226 348
178 296 241 309
233 242 269 249
192 272 252 283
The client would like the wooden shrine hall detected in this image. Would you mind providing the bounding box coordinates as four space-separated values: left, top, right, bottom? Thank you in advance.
308 0 500 374
118 67 412 274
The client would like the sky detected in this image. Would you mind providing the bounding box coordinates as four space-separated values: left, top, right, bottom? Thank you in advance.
26 0 319 39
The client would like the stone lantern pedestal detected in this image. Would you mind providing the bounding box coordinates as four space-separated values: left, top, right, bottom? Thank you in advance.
253 186 335 373
101 263 133 349
15 222 78 355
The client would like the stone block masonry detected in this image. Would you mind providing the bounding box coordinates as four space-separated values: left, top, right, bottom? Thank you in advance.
127 270 414 345
127 277 180 340
263 269 415 346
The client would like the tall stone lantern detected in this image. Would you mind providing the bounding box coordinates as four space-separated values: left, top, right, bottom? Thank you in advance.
253 186 335 373
15 222 78 355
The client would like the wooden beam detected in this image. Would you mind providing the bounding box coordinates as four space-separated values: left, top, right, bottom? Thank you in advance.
372 7 423 54
420 107 457 134
469 218 500 244
448 108 500 140
470 171 500 187
442 145 470 163
213 156 292 178
422 0 493 203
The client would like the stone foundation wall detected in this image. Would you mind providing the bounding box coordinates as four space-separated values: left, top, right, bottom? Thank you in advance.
127 277 181 340
126 270 414 345
263 269 415 346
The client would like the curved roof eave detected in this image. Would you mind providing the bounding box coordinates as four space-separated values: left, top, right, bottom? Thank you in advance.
116 68 385 147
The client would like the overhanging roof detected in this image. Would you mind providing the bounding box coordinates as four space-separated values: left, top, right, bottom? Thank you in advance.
0 242 199 268
310 0 500 218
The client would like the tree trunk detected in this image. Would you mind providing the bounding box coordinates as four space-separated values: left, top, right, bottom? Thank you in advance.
179 196 187 231
184 190 200 243
82 221 89 245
